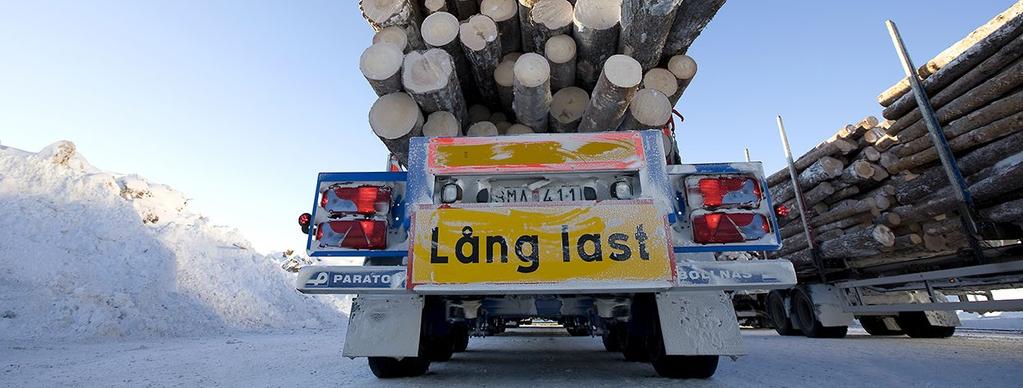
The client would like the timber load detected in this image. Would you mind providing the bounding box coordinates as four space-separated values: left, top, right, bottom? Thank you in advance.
766 1 1023 278
358 0 726 165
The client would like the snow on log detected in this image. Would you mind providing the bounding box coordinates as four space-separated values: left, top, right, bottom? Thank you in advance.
877 1 1023 106
797 156 844 188
513 52 553 132
578 54 642 132
369 92 424 164
359 43 405 96
422 12 476 99
766 138 857 186
467 121 500 136
803 181 835 207
894 130 1023 204
662 0 726 60
545 34 577 91
402 48 469 128
884 110 1023 173
894 151 1023 222
837 160 876 186
528 0 574 55
572 0 622 89
460 14 504 105
360 0 426 50
981 197 1023 224
481 0 522 55
549 86 589 133
666 54 697 106
819 225 895 259
494 58 517 115
372 26 409 53
895 89 1023 157
619 0 681 71
423 110 462 137
618 89 672 131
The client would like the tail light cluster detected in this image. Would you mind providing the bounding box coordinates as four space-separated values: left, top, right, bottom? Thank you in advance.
313 185 393 249
684 175 772 244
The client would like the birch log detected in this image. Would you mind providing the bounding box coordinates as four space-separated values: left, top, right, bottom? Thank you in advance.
506 123 536 134
529 0 574 55
549 86 589 133
423 0 448 14
797 156 844 188
402 48 469 128
661 0 726 60
467 121 500 136
518 0 541 52
372 26 409 53
572 0 622 89
766 138 857 186
423 111 462 137
641 68 678 102
460 14 503 105
618 89 672 130
360 0 426 50
884 110 1023 173
513 53 553 132
619 0 682 71
578 54 642 132
481 0 522 54
896 89 1023 157
666 54 697 106
894 130 1023 204
422 12 476 100
369 92 424 164
494 59 517 115
819 225 896 259
359 43 405 96
545 34 577 91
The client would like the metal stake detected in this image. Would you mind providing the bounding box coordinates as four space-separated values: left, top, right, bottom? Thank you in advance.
885 20 985 262
776 115 826 282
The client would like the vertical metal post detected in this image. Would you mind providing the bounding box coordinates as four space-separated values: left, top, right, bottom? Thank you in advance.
885 20 985 262
744 147 752 162
776 116 826 282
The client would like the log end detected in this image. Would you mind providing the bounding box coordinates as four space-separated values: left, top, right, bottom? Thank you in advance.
370 92 422 139
459 14 499 51
514 52 552 88
372 26 409 53
573 0 622 30
545 35 577 64
667 54 697 80
603 54 643 88
467 121 500 137
401 49 454 93
422 12 460 47
360 43 404 81
642 68 679 99
551 86 589 124
628 89 672 127
423 111 462 137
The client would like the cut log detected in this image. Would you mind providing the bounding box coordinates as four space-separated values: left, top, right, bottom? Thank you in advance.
360 0 426 50
619 0 682 71
817 213 872 234
460 14 503 105
618 89 672 131
467 121 500 136
859 146 881 162
481 0 522 54
549 86 589 133
803 182 835 207
877 1 1023 106
506 123 536 134
422 12 476 99
518 0 541 52
490 112 508 123
495 121 512 132
812 198 875 227
766 138 857 186
981 197 1023 223
424 0 448 14
837 160 876 186
451 0 479 20
892 233 923 251
372 26 409 53
665 54 697 106
578 54 642 132
642 68 679 101
876 212 902 227
797 156 844 188
513 52 553 132
661 0 726 60
402 48 469 128
884 33 1023 120
494 59 518 114
894 151 1023 222
885 56 1023 139
819 225 895 259
885 110 1023 173
359 43 405 96
369 92 424 164
423 111 462 137
825 185 860 205
468 104 492 123
896 89 1023 157
545 34 577 91
572 0 622 89
528 0 574 55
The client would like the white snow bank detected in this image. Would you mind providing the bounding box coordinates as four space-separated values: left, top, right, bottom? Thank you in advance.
0 141 348 341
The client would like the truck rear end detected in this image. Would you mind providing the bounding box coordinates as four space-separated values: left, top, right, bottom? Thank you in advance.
295 130 795 378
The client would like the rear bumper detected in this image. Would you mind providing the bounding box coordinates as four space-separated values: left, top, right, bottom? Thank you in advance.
296 259 796 295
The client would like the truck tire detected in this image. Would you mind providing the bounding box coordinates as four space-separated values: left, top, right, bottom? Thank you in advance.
452 324 470 353
766 291 801 336
622 294 656 362
858 316 904 336
791 288 848 338
367 357 430 378
646 296 719 378
895 312 956 338
424 335 454 362
601 323 624 352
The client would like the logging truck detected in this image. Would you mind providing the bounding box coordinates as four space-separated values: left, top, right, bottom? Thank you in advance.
294 130 796 378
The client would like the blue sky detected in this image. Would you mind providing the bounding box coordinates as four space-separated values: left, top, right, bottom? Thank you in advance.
0 1 1014 253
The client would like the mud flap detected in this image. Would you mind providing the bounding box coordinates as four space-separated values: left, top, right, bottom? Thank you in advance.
655 291 743 356
342 294 423 358
806 284 854 327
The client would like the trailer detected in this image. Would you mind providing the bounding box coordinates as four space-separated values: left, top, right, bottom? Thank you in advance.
294 130 797 378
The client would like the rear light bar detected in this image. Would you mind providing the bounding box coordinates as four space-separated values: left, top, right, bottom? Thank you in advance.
321 185 393 216
692 213 771 244
315 219 388 249
685 176 762 209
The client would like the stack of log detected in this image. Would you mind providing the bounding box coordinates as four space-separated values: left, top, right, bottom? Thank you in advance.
767 1 1023 277
357 0 727 164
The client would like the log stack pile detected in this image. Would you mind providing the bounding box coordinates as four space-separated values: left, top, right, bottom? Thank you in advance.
357 0 727 165
767 1 1023 277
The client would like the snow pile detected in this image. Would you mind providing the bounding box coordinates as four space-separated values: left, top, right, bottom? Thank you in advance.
0 141 348 341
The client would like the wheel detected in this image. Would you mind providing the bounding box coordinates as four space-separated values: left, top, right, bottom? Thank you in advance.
367 357 430 378
452 324 469 353
646 296 719 378
766 291 801 336
790 288 848 338
601 323 624 352
858 316 904 336
424 335 454 362
896 312 956 338
621 294 656 362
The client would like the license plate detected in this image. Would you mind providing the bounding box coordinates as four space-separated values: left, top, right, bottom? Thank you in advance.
491 186 584 203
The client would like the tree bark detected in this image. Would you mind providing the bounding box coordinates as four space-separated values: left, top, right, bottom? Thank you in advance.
572 0 622 90
766 138 856 187
518 0 541 52
460 14 504 107
494 59 517 115
884 110 1023 173
619 0 682 71
660 0 726 61
981 197 1023 224
896 89 1023 157
549 86 589 133
797 156 844 188
481 0 522 54
360 0 426 50
359 43 405 96
513 53 553 133
422 12 477 101
545 34 577 91
894 151 1023 222
578 55 642 132
369 92 424 165
819 225 895 259
528 0 574 56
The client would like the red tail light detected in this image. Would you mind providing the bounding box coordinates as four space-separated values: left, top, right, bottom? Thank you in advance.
321 185 393 216
692 213 771 244
298 213 311 226
314 220 388 249
695 177 762 208
774 204 789 218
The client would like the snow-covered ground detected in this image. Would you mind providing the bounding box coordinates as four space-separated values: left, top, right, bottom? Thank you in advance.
0 141 347 341
2 327 1021 387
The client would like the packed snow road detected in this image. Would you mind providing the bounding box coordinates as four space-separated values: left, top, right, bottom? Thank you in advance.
3 327 1021 387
